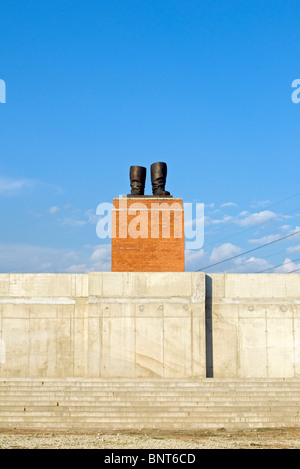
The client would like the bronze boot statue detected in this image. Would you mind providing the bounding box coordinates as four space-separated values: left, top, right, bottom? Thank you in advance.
129 165 147 195
151 162 171 196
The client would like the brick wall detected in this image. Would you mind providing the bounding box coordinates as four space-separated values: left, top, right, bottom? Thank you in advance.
111 197 185 272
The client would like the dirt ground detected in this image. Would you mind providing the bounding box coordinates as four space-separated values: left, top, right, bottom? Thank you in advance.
0 427 299 449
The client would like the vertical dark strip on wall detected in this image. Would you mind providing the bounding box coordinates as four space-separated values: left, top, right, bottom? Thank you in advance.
205 275 213 377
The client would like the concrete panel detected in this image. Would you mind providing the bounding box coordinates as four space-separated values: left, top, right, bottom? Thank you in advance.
1 317 30 377
266 317 294 377
88 272 103 296
126 272 193 298
163 303 190 317
163 317 192 377
238 318 267 378
56 317 74 377
101 317 136 377
135 317 163 377
224 274 286 299
9 274 73 297
72 274 89 298
212 274 300 378
73 299 89 377
191 315 206 377
213 315 238 378
285 274 300 297
102 272 124 297
0 275 10 295
28 317 57 377
294 307 300 376
87 317 101 377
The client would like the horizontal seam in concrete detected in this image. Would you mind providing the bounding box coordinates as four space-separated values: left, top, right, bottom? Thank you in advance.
213 298 300 304
89 296 205 304
0 298 76 305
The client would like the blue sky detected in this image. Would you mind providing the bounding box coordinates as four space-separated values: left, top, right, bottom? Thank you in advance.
0 0 300 273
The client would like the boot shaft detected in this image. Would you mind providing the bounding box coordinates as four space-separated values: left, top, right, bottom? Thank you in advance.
151 162 170 196
129 166 146 195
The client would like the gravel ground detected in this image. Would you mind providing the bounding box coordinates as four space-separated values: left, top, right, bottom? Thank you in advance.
0 427 299 449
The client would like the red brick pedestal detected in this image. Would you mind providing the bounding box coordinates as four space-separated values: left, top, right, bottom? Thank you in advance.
111 197 185 272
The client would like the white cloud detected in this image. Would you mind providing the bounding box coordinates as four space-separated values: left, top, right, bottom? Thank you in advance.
64 245 111 272
248 233 282 245
289 226 300 243
209 243 242 264
251 200 270 208
85 208 101 224
249 225 297 245
220 202 238 208
62 217 87 227
64 264 91 273
0 243 111 273
0 244 75 273
185 245 273 273
0 175 62 197
235 210 278 227
287 245 300 253
225 256 272 273
49 206 59 214
274 258 300 273
205 215 233 226
56 208 102 227
0 176 34 195
185 249 206 271
204 208 278 229
89 244 111 271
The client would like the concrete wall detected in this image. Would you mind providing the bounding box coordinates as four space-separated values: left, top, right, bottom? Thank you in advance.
0 272 299 379
0 273 206 378
207 274 300 378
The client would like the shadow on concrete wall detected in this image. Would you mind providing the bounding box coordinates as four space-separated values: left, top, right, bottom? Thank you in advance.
205 275 213 377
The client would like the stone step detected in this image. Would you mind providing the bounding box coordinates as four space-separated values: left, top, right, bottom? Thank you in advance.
1 398 299 407
1 377 300 380
0 388 300 399
0 406 300 418
0 412 299 421
2 392 296 398
0 378 299 430
0 422 294 431
2 378 300 386
0 415 298 426
0 391 299 399
0 383 300 392
0 417 299 430
1 396 300 404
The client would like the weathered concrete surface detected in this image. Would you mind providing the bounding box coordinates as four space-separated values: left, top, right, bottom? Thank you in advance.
207 274 300 378
0 272 299 379
0 273 206 378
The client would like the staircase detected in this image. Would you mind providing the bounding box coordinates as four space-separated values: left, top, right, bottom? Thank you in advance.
0 378 300 431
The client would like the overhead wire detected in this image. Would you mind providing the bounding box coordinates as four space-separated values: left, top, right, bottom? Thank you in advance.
256 256 300 273
196 190 300 272
223 247 289 273
196 228 300 271
202 191 300 250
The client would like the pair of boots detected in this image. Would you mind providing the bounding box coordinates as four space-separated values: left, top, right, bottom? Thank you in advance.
129 162 171 196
